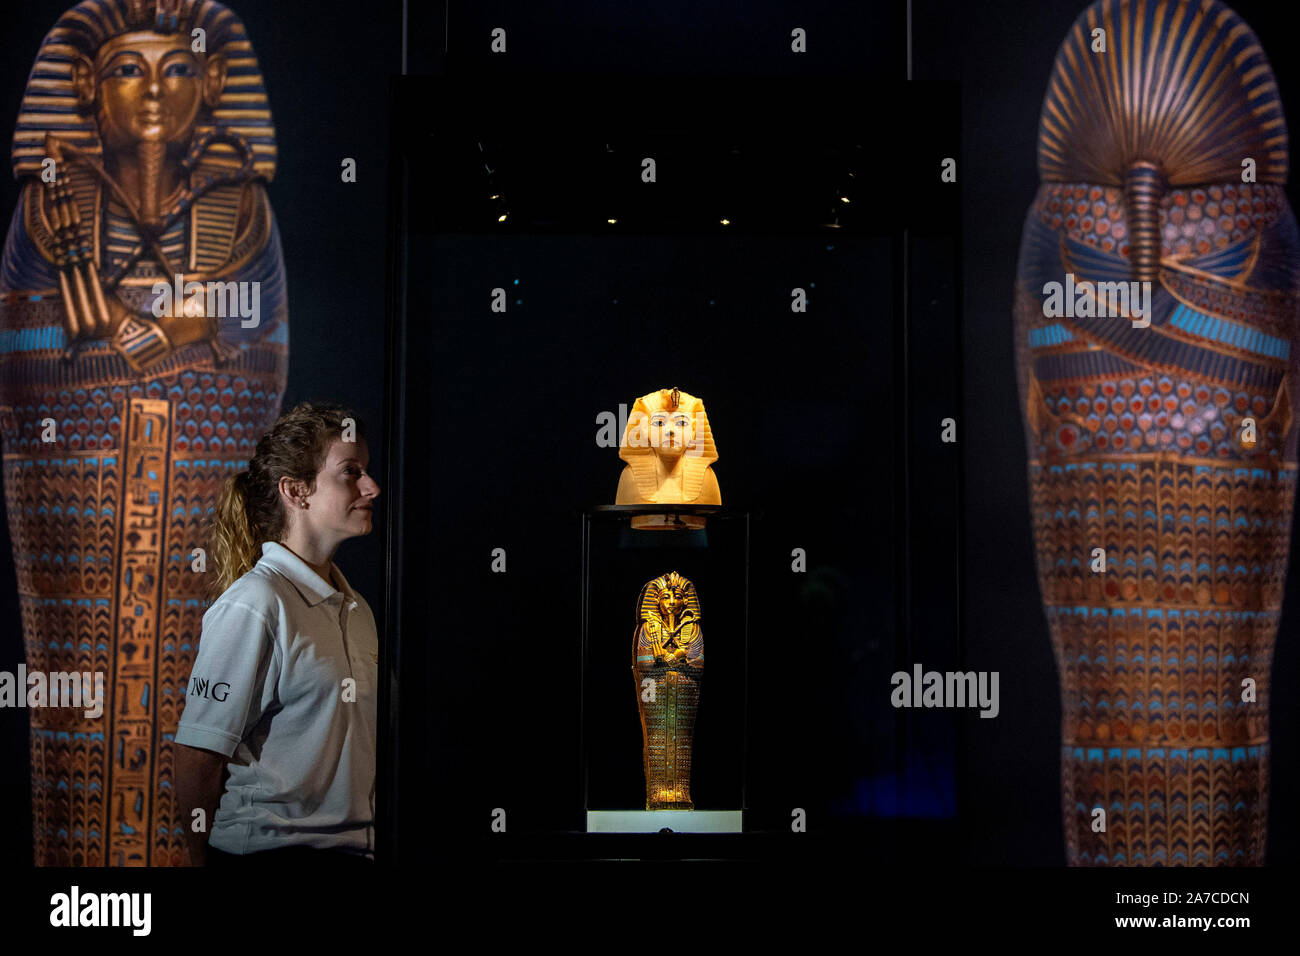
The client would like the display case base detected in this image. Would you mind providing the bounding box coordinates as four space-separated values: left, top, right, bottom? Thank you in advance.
586 810 743 833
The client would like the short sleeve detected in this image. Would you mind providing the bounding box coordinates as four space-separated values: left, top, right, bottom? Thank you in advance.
175 599 278 758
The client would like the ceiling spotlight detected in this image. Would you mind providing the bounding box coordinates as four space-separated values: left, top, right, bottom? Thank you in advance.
490 191 509 223
840 196 851 203
720 218 731 226
607 218 617 224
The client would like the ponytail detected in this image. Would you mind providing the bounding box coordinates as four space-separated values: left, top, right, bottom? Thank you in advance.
207 470 261 600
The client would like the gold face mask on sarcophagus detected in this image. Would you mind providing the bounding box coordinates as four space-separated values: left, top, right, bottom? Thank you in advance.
633 571 704 811
616 387 720 529
1 0 287 865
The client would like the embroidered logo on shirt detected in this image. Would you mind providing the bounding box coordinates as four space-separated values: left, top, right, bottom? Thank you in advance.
188 676 231 702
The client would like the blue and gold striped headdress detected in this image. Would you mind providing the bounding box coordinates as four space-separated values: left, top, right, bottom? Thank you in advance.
1036 0 1288 285
637 571 702 628
11 0 277 181
1037 0 1287 187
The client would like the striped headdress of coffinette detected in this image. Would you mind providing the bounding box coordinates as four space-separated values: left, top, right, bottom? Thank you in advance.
1036 0 1287 284
637 571 702 629
10 0 277 181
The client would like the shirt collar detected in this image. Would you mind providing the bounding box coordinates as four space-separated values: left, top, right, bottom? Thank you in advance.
260 541 358 610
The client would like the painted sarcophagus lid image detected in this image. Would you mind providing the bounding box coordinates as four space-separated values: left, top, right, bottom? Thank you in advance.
0 0 288 865
1015 0 1299 865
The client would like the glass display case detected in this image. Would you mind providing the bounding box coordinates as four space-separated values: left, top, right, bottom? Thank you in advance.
581 505 748 832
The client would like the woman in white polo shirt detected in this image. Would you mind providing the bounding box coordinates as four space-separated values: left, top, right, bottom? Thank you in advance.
175 400 381 867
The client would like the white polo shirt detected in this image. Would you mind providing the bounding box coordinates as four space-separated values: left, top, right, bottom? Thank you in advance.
176 540 378 858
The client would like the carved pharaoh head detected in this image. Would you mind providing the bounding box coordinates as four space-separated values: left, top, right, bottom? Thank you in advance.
618 387 718 502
